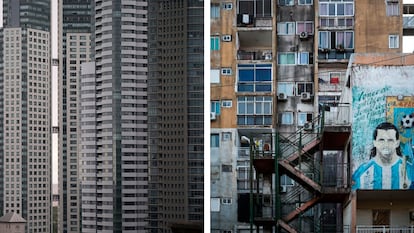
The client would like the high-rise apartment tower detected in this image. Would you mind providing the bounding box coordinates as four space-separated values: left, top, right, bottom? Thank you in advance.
58 0 92 232
79 1 149 232
147 1 204 232
0 1 52 232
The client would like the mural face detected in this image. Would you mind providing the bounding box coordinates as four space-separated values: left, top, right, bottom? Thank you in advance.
351 67 414 190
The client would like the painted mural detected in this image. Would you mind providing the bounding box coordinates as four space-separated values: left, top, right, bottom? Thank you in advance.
351 66 414 190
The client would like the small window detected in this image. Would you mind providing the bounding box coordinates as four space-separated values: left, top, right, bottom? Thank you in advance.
277 82 295 96
329 72 341 84
211 4 220 19
211 101 221 115
211 36 220 51
298 112 313 126
386 2 399 16
222 132 232 141
222 198 232 205
299 0 312 5
389 35 399 49
280 112 294 125
277 22 295 35
297 52 309 65
221 68 232 75
279 0 294 6
296 82 313 95
278 52 296 65
222 35 232 42
223 2 233 10
221 100 232 108
211 134 220 147
222 165 232 172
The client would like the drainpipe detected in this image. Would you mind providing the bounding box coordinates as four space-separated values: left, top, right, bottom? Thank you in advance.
274 131 280 233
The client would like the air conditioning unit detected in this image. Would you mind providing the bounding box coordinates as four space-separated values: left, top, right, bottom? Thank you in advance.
304 122 313 131
299 31 309 39
280 186 287 193
222 35 232 42
210 112 217 120
300 92 311 101
278 93 288 101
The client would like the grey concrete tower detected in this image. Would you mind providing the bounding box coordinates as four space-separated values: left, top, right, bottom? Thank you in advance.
57 0 92 232
79 1 149 232
1 0 52 233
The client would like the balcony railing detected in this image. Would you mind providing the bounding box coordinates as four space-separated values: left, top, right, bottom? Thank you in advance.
322 103 351 126
356 225 414 233
237 50 272 61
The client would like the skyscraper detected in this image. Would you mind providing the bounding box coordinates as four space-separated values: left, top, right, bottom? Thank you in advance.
147 1 204 232
1 1 52 232
79 1 149 232
58 0 92 232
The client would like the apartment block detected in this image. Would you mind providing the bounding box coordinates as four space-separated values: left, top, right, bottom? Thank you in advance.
0 1 52 233
210 1 407 232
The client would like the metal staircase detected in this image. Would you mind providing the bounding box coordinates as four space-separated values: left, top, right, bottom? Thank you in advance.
249 112 351 233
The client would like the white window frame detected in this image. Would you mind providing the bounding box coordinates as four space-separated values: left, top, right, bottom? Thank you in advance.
222 132 232 141
319 2 354 17
279 0 294 6
277 22 296 35
277 82 295 96
211 101 221 115
221 100 232 108
221 68 232 75
389 35 399 49
223 2 233 10
221 197 232 205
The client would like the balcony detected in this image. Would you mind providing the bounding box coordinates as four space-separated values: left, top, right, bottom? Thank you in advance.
318 48 353 61
322 103 351 126
356 226 414 233
237 50 272 61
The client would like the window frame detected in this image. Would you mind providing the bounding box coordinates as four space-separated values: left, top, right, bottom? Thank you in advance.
210 36 220 51
211 134 220 148
297 112 313 126
211 4 220 19
277 22 296 35
296 21 314 35
389 34 399 49
298 0 313 5
386 2 399 16
237 64 272 92
277 82 295 96
277 52 296 65
211 101 221 115
221 100 233 108
279 111 294 125
237 96 273 125
296 82 314 96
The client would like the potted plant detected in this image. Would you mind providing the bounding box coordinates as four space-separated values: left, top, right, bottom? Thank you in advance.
336 44 345 53
319 48 330 53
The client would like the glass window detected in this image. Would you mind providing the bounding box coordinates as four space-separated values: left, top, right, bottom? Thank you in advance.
386 2 399 16
389 35 399 48
277 22 295 35
210 36 220 51
296 21 314 34
281 174 294 186
222 100 232 108
237 64 272 92
299 0 312 5
211 134 220 147
297 52 309 65
211 101 221 115
211 4 220 19
298 112 313 126
297 82 314 95
237 96 272 125
279 0 294 6
277 82 295 96
280 112 294 125
238 0 271 17
278 52 296 65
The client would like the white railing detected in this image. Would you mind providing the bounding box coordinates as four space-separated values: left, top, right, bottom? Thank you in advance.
356 225 414 233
